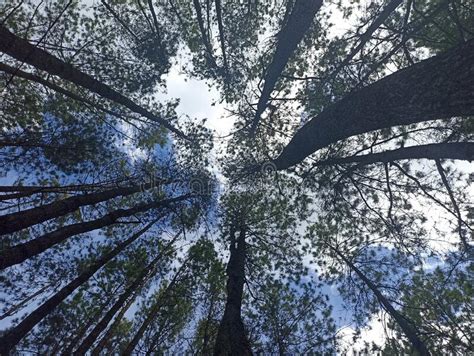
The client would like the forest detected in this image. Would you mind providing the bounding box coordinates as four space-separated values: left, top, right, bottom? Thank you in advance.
0 0 473 354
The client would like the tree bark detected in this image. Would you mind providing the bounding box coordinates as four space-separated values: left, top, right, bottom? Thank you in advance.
214 225 252 355
0 25 188 139
0 183 154 235
273 39 474 170
329 244 431 356
314 142 474 167
0 194 191 270
0 220 157 355
250 0 323 134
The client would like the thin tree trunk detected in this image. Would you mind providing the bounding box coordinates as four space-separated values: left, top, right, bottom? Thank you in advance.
100 0 140 41
435 159 469 249
214 0 228 77
273 39 474 169
74 253 168 354
121 260 189 354
314 142 474 167
0 220 157 355
90 292 137 355
214 225 252 355
193 0 218 70
0 194 191 270
250 0 323 134
329 0 404 80
328 244 431 356
0 182 157 235
76 231 180 355
0 25 188 139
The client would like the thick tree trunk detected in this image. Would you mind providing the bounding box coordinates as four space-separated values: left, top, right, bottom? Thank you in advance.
0 221 157 355
0 183 155 235
0 25 187 139
329 244 431 356
214 226 252 355
314 142 474 167
0 194 190 270
273 39 474 169
250 0 323 134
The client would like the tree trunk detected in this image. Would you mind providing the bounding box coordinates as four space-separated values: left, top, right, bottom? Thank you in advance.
193 0 218 70
250 0 323 134
0 183 156 235
0 220 157 355
90 292 137 355
329 0 404 80
122 260 189 354
0 62 137 125
214 0 228 77
214 225 252 355
73 252 170 354
329 244 431 356
314 142 474 167
273 39 474 169
0 194 191 270
0 25 187 139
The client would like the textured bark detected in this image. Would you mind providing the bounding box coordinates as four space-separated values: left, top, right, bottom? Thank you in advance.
214 226 252 355
0 183 150 235
0 221 156 355
0 194 191 270
0 25 187 139
273 39 474 169
314 142 474 167
250 0 323 134
329 244 431 356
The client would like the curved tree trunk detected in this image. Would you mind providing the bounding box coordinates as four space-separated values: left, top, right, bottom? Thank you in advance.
0 194 191 270
0 25 187 139
273 39 474 169
0 220 157 355
250 0 323 134
214 225 252 355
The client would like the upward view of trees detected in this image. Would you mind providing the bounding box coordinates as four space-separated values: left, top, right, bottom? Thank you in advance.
0 0 472 354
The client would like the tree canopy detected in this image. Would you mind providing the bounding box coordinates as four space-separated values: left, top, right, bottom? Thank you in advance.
0 0 473 354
